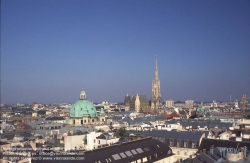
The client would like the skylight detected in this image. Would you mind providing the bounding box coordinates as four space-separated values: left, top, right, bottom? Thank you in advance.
112 154 121 160
119 152 127 158
131 149 138 155
125 151 133 156
136 148 143 153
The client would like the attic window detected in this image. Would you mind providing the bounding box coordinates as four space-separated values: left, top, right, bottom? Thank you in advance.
119 152 127 158
157 144 160 148
112 154 121 160
136 148 143 153
131 149 138 155
125 151 133 156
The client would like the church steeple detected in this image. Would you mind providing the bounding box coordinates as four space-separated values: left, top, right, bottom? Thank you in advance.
151 56 162 111
154 55 158 80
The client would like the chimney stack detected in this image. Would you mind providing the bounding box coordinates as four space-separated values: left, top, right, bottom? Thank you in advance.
189 155 192 160
203 149 206 154
199 150 202 155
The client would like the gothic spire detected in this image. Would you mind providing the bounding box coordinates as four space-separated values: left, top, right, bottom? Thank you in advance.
154 55 158 80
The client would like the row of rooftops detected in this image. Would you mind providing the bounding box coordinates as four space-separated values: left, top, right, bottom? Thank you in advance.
0 137 174 163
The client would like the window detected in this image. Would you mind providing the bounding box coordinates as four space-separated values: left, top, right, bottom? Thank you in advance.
112 154 121 160
92 119 94 122
99 140 100 144
131 149 138 155
184 142 187 148
176 141 180 147
125 151 133 156
136 148 143 153
119 152 127 158
84 120 86 123
94 139 96 143
170 139 174 146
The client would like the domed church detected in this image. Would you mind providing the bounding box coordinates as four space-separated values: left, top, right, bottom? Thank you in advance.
69 89 106 126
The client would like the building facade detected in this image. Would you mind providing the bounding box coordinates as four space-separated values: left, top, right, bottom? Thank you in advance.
166 99 174 108
185 100 194 108
151 56 162 112
129 94 151 113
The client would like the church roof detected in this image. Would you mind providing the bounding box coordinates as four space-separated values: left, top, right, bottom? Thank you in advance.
70 89 98 118
70 100 97 118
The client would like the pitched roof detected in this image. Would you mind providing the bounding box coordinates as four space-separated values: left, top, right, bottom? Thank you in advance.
132 130 203 140
31 137 174 163
45 117 65 121
198 138 250 152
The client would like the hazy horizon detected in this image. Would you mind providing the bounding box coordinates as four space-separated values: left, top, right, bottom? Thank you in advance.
2 0 250 104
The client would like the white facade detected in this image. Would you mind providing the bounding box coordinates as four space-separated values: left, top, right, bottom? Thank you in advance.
86 132 119 150
166 99 174 108
135 94 140 113
211 101 218 107
64 134 86 151
155 123 182 131
185 100 194 108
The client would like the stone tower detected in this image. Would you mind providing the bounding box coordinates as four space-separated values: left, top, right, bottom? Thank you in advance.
151 56 162 111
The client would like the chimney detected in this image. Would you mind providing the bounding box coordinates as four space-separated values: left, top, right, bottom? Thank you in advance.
199 150 202 155
189 155 192 160
203 149 206 154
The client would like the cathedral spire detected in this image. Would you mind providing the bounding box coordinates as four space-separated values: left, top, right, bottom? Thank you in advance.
154 55 158 80
151 55 162 112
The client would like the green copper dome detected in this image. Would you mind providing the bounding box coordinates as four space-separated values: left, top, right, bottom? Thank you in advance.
70 89 97 118
196 105 205 117
70 100 97 118
99 108 105 116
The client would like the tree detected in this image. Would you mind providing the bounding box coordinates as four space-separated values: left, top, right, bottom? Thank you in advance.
109 122 114 131
116 127 126 138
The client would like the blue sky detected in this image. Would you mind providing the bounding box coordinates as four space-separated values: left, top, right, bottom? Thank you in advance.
1 0 250 104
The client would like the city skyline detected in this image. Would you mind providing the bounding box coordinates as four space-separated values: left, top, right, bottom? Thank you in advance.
1 0 250 104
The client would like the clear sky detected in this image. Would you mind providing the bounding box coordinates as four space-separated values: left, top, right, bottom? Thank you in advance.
1 0 250 104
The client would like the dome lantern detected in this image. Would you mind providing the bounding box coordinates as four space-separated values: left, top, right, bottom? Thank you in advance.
80 88 86 100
